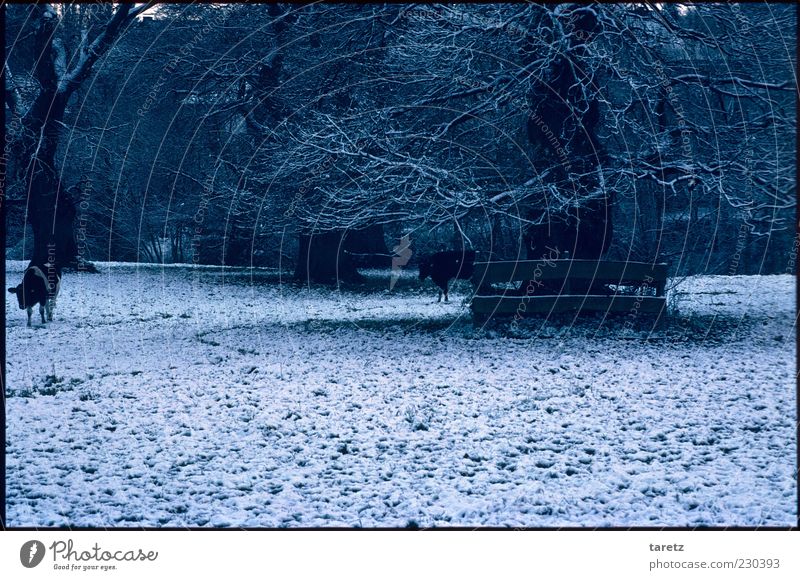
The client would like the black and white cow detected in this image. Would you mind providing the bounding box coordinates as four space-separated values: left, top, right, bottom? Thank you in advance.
8 263 61 327
418 250 476 302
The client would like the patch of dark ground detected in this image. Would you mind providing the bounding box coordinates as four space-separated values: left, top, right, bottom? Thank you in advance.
127 264 782 346
471 311 768 345
279 309 769 347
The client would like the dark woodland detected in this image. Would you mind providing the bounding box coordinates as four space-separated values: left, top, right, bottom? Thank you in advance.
4 3 796 279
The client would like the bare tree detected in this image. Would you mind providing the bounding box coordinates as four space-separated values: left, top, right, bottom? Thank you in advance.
5 3 153 269
7 3 791 277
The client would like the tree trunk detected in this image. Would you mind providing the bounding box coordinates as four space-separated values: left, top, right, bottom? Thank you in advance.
295 226 387 283
23 92 79 269
10 4 147 272
295 231 359 283
523 6 613 261
343 224 390 269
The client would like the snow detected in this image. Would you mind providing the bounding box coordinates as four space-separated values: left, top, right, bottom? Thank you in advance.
4 260 797 527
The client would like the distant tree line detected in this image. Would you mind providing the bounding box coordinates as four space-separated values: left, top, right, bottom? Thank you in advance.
4 3 796 280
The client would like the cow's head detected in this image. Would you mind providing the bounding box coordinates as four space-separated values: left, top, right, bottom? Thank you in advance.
8 284 26 309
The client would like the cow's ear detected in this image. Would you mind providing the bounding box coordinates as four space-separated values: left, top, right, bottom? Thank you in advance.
8 287 17 294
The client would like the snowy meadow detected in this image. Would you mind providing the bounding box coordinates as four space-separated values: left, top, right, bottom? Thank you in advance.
4 260 797 527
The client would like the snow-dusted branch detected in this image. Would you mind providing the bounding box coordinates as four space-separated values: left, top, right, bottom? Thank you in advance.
59 2 156 95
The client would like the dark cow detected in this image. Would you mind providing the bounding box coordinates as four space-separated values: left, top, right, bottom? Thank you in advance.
419 250 476 302
8 263 61 327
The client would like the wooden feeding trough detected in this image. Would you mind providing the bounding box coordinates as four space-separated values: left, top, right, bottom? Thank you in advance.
470 259 668 319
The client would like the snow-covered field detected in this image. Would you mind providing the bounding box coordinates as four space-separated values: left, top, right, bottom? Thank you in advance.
5 260 797 527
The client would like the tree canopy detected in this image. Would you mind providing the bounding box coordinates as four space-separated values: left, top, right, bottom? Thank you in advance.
4 3 796 275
